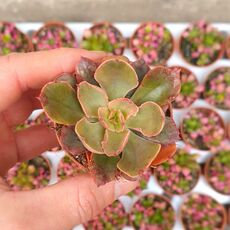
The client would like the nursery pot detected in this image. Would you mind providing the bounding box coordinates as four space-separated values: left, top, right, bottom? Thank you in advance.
178 22 225 67
179 193 227 230
204 152 230 195
0 21 33 54
32 21 77 51
154 148 201 196
81 21 126 55
169 66 201 109
130 22 174 66
203 67 230 110
180 107 226 150
129 193 175 229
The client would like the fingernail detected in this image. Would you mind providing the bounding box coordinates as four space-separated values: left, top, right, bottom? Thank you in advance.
114 179 138 199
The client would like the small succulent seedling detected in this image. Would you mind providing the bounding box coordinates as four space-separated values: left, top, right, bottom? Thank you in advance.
40 56 181 185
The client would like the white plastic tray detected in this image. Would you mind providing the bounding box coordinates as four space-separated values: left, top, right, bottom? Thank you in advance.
17 23 230 230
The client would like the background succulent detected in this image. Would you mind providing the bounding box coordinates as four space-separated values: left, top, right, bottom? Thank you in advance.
40 56 180 185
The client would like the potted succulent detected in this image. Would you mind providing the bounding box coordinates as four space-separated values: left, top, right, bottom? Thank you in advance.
170 66 203 109
155 148 200 195
130 194 175 230
57 154 85 180
180 193 227 230
203 67 230 110
81 22 126 55
39 56 181 185
179 20 225 66
0 21 33 55
205 148 230 195
85 200 129 230
6 156 51 191
181 107 226 150
130 22 174 65
32 22 78 51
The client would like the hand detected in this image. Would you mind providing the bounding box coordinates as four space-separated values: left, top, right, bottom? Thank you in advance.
0 48 137 230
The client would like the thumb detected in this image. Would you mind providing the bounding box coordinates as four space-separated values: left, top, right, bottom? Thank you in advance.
1 174 137 230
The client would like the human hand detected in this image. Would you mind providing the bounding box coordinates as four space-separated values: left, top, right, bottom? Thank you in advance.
0 48 137 230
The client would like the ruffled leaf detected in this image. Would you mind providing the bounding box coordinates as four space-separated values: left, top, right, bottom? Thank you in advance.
108 98 138 120
98 107 125 133
151 143 177 167
75 117 105 154
95 59 138 100
77 81 108 118
117 131 161 177
91 154 120 186
102 129 130 156
131 66 181 106
126 102 165 137
40 82 84 125
76 57 98 85
144 117 180 145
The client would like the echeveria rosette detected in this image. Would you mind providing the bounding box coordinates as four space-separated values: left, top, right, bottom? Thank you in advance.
40 56 180 185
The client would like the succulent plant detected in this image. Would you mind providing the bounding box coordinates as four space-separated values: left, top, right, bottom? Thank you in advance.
155 148 200 195
180 20 224 66
181 193 226 230
130 194 175 230
40 56 180 185
6 156 51 191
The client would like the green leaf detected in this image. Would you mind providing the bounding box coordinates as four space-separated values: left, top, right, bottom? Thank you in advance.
77 81 108 118
102 129 130 156
75 117 105 153
91 154 120 185
126 102 165 137
117 131 161 177
40 82 84 125
131 67 181 106
108 98 138 120
95 58 138 100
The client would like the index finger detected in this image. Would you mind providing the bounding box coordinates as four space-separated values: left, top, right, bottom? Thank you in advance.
0 48 105 112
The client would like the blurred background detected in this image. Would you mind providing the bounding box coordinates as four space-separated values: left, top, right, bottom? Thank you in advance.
1 0 230 22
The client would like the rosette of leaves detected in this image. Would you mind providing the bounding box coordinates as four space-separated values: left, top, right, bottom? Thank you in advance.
40 56 180 185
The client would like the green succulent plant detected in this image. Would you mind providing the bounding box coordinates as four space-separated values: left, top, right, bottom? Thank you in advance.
40 56 181 185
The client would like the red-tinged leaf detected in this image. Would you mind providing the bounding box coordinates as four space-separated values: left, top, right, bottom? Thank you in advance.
131 58 150 83
131 66 181 106
56 73 76 88
90 154 120 186
57 126 86 156
144 117 180 145
76 57 99 85
151 143 177 167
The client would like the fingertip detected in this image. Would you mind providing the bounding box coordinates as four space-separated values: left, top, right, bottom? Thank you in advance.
114 179 138 199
